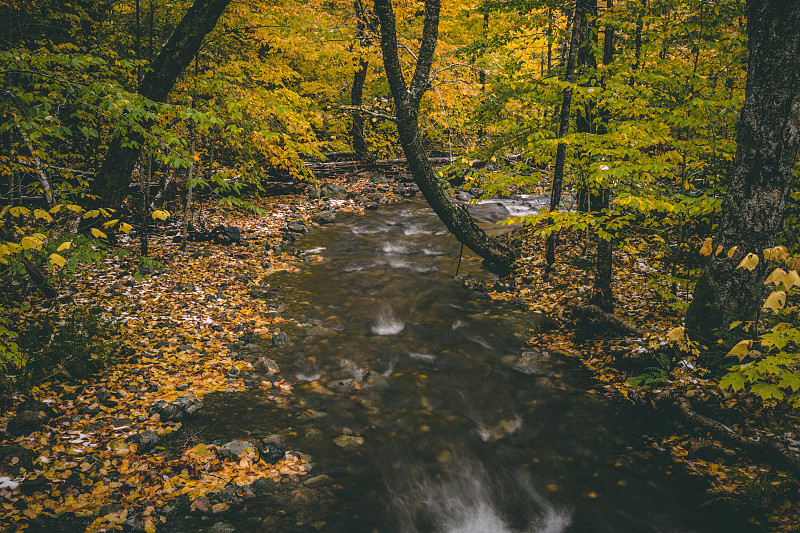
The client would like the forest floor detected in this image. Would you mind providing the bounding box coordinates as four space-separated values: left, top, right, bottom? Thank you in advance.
1 169 799 532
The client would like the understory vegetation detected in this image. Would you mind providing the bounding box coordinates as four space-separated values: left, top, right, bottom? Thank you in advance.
2 0 800 531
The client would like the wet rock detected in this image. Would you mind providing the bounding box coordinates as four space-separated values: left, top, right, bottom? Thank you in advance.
251 476 280 494
320 183 348 200
192 495 211 513
327 378 355 393
208 522 236 533
515 351 552 375
305 326 338 338
333 435 364 449
303 474 334 489
313 211 336 224
18 475 48 495
288 221 308 233
7 410 49 436
126 430 159 452
455 191 472 202
212 484 244 506
0 445 36 474
364 371 389 390
253 357 280 375
272 331 290 347
258 440 285 464
308 187 321 200
212 225 242 244
178 344 194 352
17 399 55 416
148 395 203 421
218 440 256 461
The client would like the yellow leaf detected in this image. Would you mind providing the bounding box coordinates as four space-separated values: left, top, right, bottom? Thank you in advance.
729 321 742 330
715 245 723 256
34 209 53 222
66 204 83 213
57 241 72 252
152 210 170 221
103 218 120 229
666 326 685 342
191 443 209 458
764 246 789 261
90 228 107 239
49 253 67 268
727 246 738 259
49 204 63 213
143 519 156 533
699 238 712 256
764 268 786 285
21 236 43 250
119 222 133 234
726 339 751 361
763 291 786 312
9 206 30 217
787 270 800 290
736 252 759 271
84 209 100 218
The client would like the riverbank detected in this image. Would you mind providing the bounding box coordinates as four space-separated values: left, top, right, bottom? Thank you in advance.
1 169 798 532
0 172 413 532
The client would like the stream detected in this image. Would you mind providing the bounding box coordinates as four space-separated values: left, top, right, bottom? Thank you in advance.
188 198 759 533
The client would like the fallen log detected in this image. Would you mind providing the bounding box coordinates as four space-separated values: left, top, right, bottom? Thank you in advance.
568 303 648 338
634 390 800 480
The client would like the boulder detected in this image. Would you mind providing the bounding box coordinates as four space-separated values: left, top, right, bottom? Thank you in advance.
253 357 280 375
333 435 364 449
126 430 159 452
7 410 49 436
327 379 355 393
305 326 338 338
218 440 256 461
312 211 336 224
320 183 348 200
148 395 203 421
258 440 285 464
272 331 290 347
208 521 236 533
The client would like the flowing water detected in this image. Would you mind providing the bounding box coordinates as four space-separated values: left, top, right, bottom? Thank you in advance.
190 199 760 533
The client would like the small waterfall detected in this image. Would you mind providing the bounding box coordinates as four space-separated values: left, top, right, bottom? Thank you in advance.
389 456 571 533
372 305 405 335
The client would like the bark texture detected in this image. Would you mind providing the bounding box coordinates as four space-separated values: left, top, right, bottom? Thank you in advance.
686 0 800 345
89 0 232 212
590 0 615 312
350 0 370 159
545 0 585 266
374 0 516 269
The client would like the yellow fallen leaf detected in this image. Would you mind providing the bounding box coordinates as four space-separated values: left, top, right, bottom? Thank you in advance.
699 238 712 256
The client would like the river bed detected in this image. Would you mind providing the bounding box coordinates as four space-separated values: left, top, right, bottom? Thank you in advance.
187 199 759 533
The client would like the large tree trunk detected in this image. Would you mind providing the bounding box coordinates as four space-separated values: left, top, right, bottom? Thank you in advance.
590 0 616 312
350 1 370 159
374 0 516 269
88 0 232 213
544 0 584 266
686 0 800 347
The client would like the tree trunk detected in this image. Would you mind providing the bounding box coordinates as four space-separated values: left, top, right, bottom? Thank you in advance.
686 0 800 347
180 124 196 250
374 0 516 269
87 0 232 214
545 0 584 266
590 0 615 312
